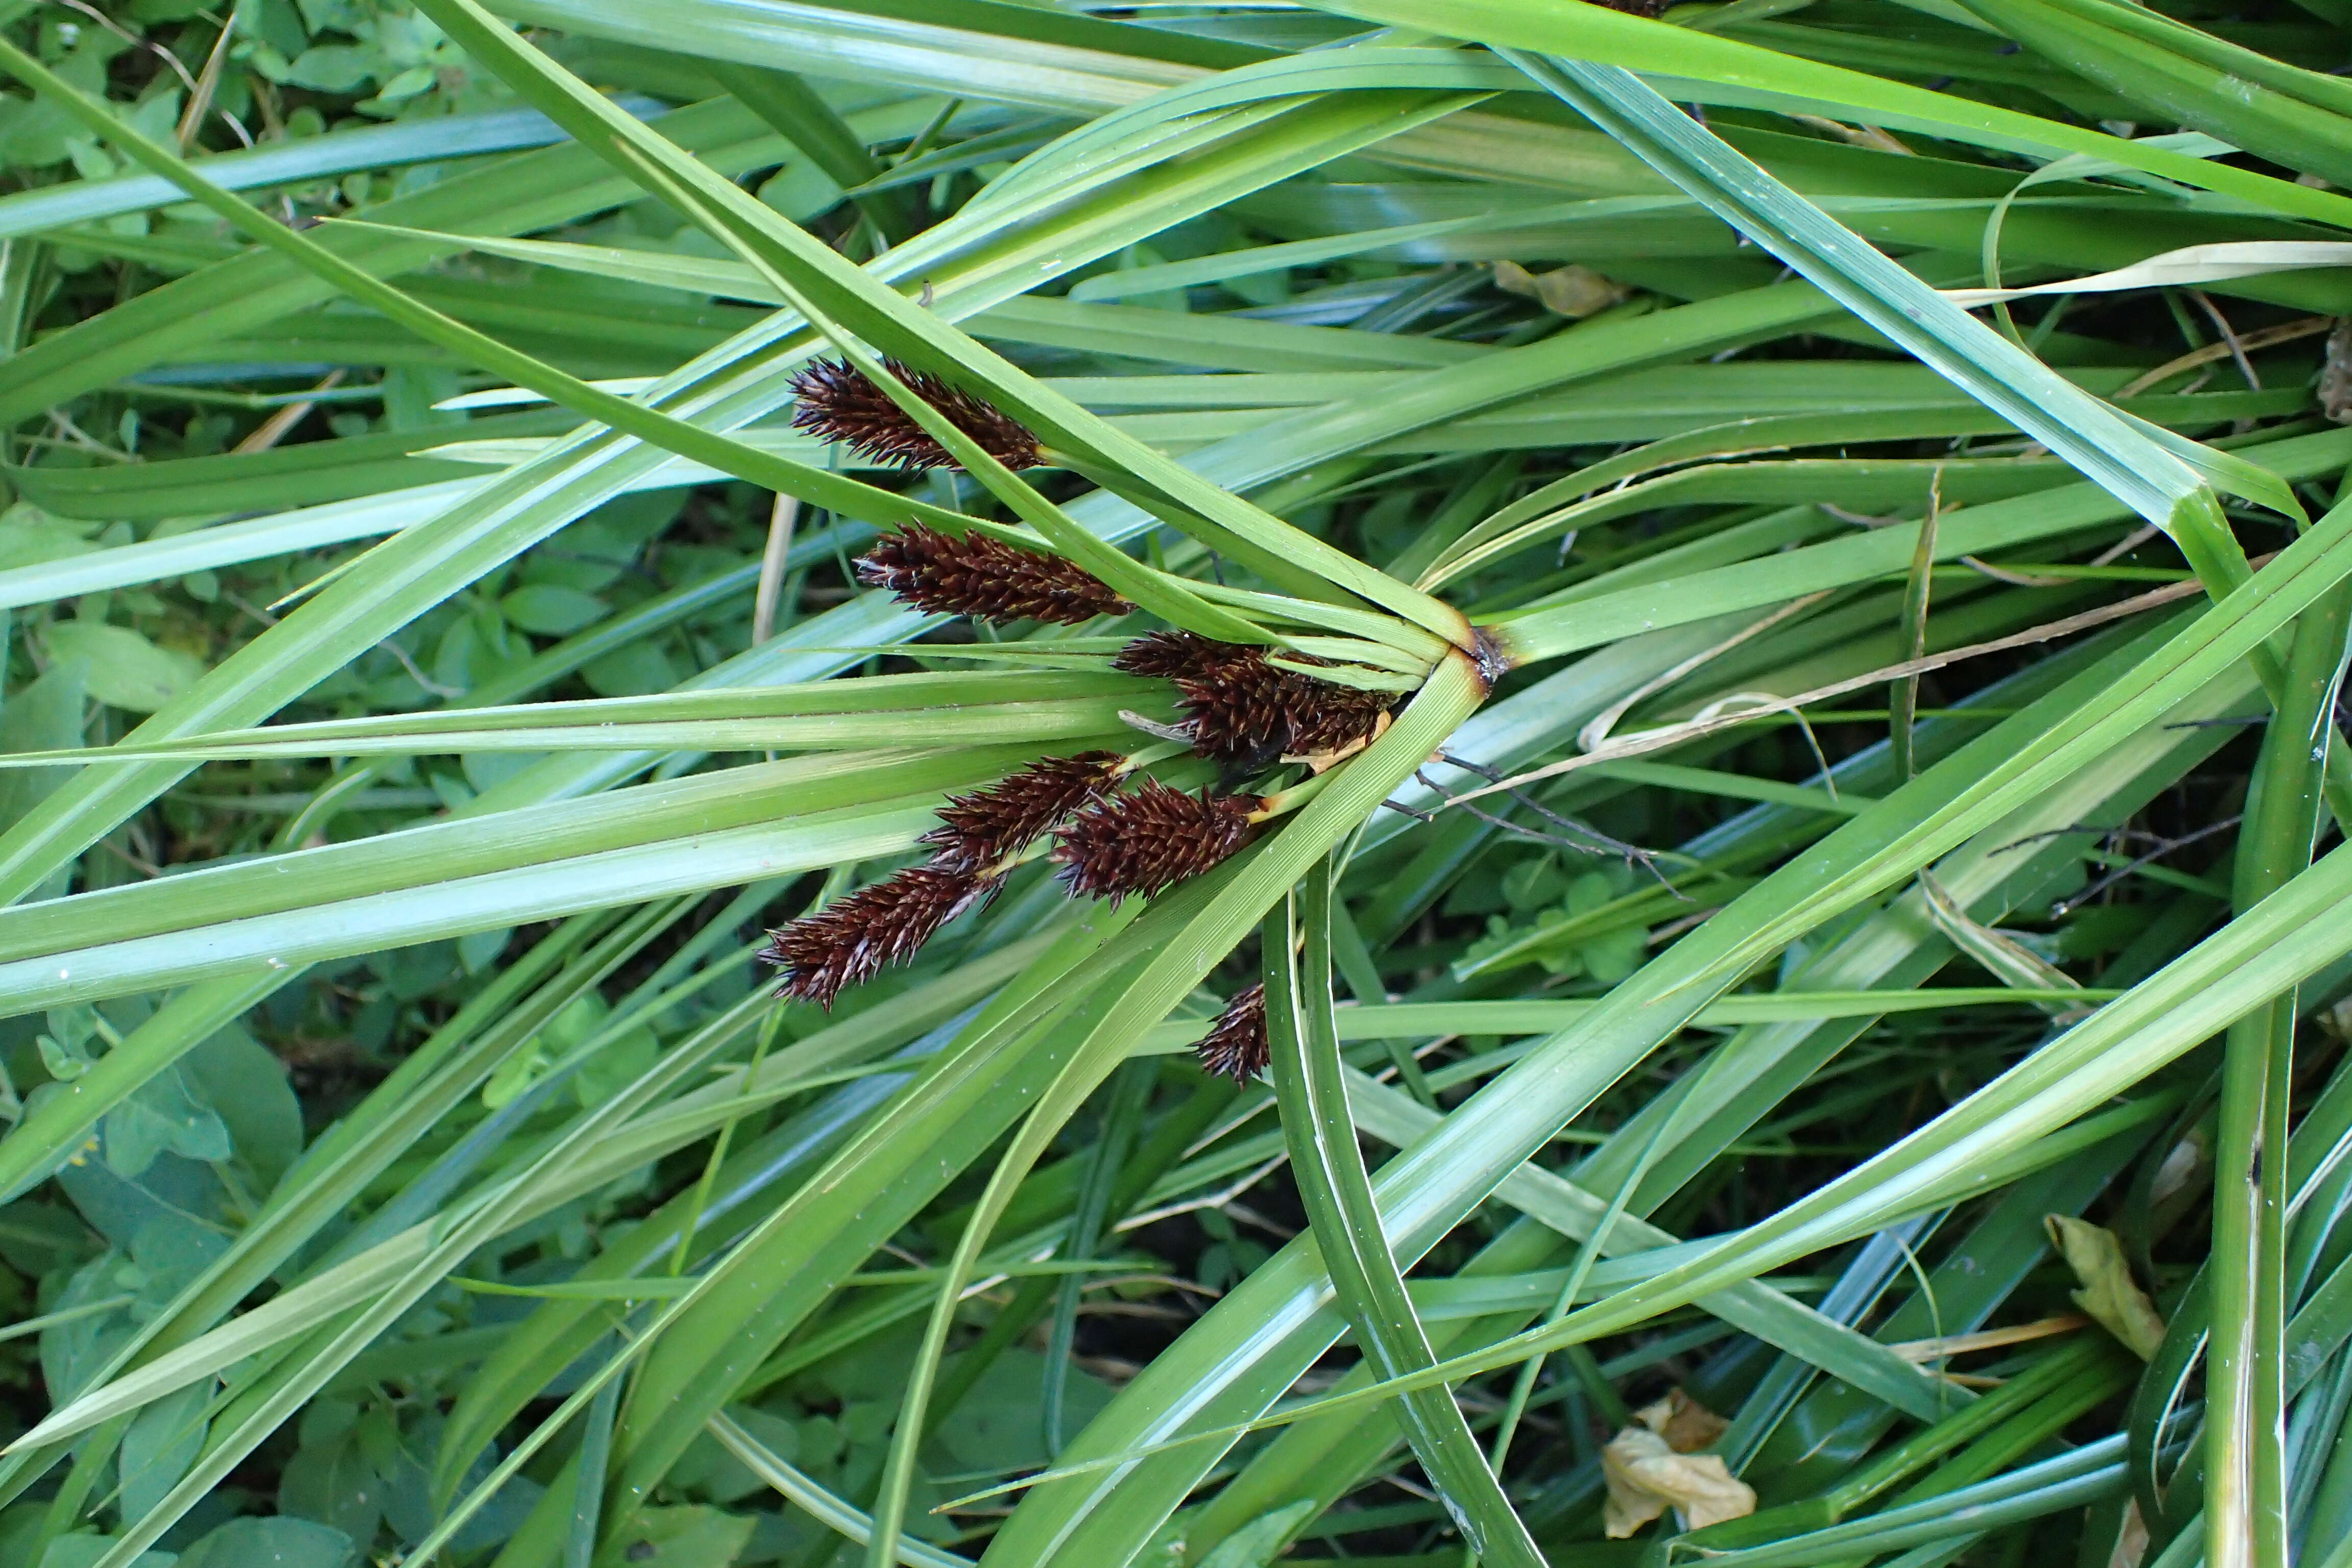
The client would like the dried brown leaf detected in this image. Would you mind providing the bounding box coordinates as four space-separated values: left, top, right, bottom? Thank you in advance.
1601 1429 1755 1538
2046 1215 2167 1360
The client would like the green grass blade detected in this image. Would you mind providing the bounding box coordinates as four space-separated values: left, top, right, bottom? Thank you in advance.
2206 578 2351 1563
1266 861 1546 1566
0 102 644 239
602 137 1272 642
1497 52 2255 561
1305 0 2352 227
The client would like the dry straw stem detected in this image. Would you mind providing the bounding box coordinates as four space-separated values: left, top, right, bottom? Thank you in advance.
1453 577 2210 805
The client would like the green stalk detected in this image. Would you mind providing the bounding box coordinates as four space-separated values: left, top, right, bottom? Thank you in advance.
1825 1340 2102 1514
970 811 2352 1505
1890 1349 2134 1504
1891 484 1941 780
701 63 917 242
1496 52 2244 538
925 1076 1233 1443
1685 1340 2126 1558
1483 53 2352 844
668 1004 786 1277
1043 1058 1155 1453
1959 0 2352 189
608 145 1267 645
1267 855 1545 1567
2208 574 2352 1568
89 986 781 1568
420 0 1480 646
22 900 680 1541
563 1376 622 1568
1479 1058 1705 1503
29 1419 128 1568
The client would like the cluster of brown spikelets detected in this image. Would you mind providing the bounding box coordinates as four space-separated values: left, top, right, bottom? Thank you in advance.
758 751 1268 1011
855 524 1130 626
786 357 1042 472
1114 630 1395 767
1050 780 1261 901
757 867 1000 1012
1194 982 1270 1084
767 368 1401 1077
763 750 1116 1007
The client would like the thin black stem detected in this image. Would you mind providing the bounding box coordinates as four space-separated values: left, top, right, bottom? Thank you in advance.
1412 766 1681 897
1432 753 1679 891
2052 815 2243 916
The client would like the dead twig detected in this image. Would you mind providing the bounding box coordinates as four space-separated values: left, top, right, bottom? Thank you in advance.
751 494 801 644
232 369 345 455
2114 316 2331 399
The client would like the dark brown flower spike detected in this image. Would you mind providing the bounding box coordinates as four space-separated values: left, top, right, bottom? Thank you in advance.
1111 629 1250 682
788 356 1042 472
1115 632 1393 764
922 751 1126 873
856 524 1133 626
1195 982 1268 1084
761 866 1001 1007
1051 779 1259 901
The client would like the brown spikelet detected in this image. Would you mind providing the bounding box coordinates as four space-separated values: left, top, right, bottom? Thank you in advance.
922 751 1125 873
1195 982 1268 1084
1111 629 1250 682
787 357 1041 472
1593 0 1671 14
1266 668 1395 757
760 866 1000 1007
1051 780 1259 901
855 524 1132 625
1115 632 1393 762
